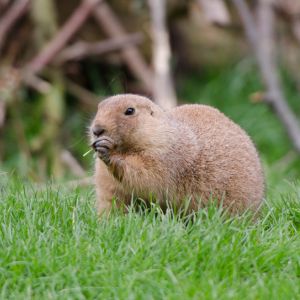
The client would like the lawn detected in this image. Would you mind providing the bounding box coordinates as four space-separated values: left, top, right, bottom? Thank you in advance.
2 63 300 299
1 176 300 300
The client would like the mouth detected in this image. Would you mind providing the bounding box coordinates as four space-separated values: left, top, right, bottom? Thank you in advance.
91 136 115 152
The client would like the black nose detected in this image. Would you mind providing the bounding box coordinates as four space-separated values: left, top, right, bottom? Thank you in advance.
92 125 105 137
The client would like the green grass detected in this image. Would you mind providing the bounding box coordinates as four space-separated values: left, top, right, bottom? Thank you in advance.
1 176 300 299
2 62 300 299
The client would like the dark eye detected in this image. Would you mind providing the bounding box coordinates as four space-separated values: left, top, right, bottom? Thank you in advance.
124 107 135 116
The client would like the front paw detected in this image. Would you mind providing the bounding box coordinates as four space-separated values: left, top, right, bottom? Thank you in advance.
92 137 115 164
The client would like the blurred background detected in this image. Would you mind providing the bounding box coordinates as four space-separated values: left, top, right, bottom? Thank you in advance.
1 0 300 193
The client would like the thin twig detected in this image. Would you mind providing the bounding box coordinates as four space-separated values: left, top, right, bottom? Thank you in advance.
56 33 143 64
92 1 153 93
21 71 51 93
26 0 102 74
0 67 53 95
0 0 30 53
271 150 297 172
148 0 177 109
233 0 300 153
197 0 231 25
292 19 300 45
0 0 10 10
273 0 300 45
65 79 99 110
232 0 258 49
0 100 6 127
60 149 86 178
0 67 21 109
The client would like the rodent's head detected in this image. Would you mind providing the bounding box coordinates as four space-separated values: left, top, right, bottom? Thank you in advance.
90 94 167 153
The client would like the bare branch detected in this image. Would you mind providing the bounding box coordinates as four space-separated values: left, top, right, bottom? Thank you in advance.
56 33 143 64
0 100 6 127
60 149 86 178
26 0 102 74
21 71 51 93
292 19 300 45
0 66 21 101
0 0 29 53
0 65 52 96
197 0 231 26
148 0 177 109
232 0 258 49
92 1 153 93
274 0 300 45
65 79 99 110
0 0 10 10
233 0 300 153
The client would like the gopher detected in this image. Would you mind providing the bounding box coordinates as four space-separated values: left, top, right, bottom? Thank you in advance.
90 94 264 214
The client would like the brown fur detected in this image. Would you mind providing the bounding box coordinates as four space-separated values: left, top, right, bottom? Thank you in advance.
90 94 264 214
